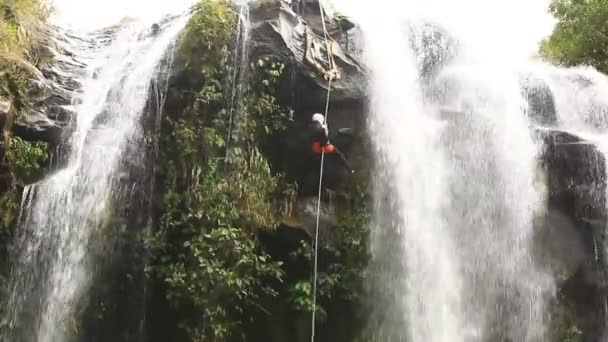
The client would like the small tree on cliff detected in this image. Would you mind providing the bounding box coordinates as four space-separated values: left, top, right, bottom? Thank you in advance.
541 0 608 73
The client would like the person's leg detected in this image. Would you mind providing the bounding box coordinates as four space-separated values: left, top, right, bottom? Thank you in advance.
333 147 355 174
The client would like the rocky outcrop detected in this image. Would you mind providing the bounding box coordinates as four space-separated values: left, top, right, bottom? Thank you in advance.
536 128 608 341
249 0 365 106
523 76 558 127
13 110 61 143
7 27 89 145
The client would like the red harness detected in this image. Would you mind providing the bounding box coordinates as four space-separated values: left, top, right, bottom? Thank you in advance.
312 142 335 154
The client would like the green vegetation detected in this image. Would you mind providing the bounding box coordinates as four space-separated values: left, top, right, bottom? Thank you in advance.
0 0 49 194
288 198 371 329
0 0 47 57
7 136 48 183
549 294 582 342
0 135 46 244
147 0 296 340
0 0 49 331
0 0 48 116
0 0 47 243
541 0 608 72
144 0 374 340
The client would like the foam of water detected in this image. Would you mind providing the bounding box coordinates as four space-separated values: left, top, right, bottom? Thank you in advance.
3 13 190 342
530 64 608 132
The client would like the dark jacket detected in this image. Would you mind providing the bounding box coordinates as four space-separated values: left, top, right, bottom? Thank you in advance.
309 121 329 145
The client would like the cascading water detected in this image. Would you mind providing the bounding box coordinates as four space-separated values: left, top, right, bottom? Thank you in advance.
226 3 252 158
360 14 464 342
2 9 191 342
331 0 555 340
435 65 551 341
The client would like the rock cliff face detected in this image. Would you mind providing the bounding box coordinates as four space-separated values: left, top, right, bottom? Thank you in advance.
0 26 88 196
3 28 86 146
537 129 608 341
15 28 89 145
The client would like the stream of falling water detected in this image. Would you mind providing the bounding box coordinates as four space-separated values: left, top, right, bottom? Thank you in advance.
226 4 252 159
331 0 555 341
361 13 464 342
2 10 191 342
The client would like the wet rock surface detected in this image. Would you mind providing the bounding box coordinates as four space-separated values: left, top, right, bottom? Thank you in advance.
523 76 559 127
249 0 365 106
537 128 608 341
10 27 91 145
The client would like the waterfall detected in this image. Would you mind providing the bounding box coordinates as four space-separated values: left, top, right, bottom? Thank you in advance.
360 15 464 342
434 64 551 341
226 4 252 159
2 13 190 342
331 0 555 340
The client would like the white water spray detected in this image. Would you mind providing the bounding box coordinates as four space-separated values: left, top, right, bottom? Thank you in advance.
3 7 192 341
331 0 555 340
359 11 464 342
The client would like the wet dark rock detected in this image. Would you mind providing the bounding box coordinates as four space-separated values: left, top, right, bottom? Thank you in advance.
536 128 608 342
27 71 53 104
246 0 365 212
249 0 366 106
13 110 62 144
12 27 90 144
538 128 607 227
45 105 77 123
522 76 558 127
150 23 161 36
279 196 338 241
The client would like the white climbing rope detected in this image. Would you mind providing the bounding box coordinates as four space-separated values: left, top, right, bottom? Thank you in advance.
310 77 332 342
311 1 334 341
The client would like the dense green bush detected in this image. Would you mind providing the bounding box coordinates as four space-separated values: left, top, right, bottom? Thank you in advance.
8 136 47 183
148 1 296 340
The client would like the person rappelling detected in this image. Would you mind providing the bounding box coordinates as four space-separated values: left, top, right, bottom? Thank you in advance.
309 113 354 173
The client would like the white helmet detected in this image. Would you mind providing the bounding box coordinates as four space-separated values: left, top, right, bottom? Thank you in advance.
312 113 325 124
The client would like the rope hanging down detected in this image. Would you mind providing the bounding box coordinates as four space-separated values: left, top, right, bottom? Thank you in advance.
311 0 335 341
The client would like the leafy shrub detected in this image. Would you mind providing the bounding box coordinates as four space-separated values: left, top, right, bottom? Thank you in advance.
147 0 295 340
